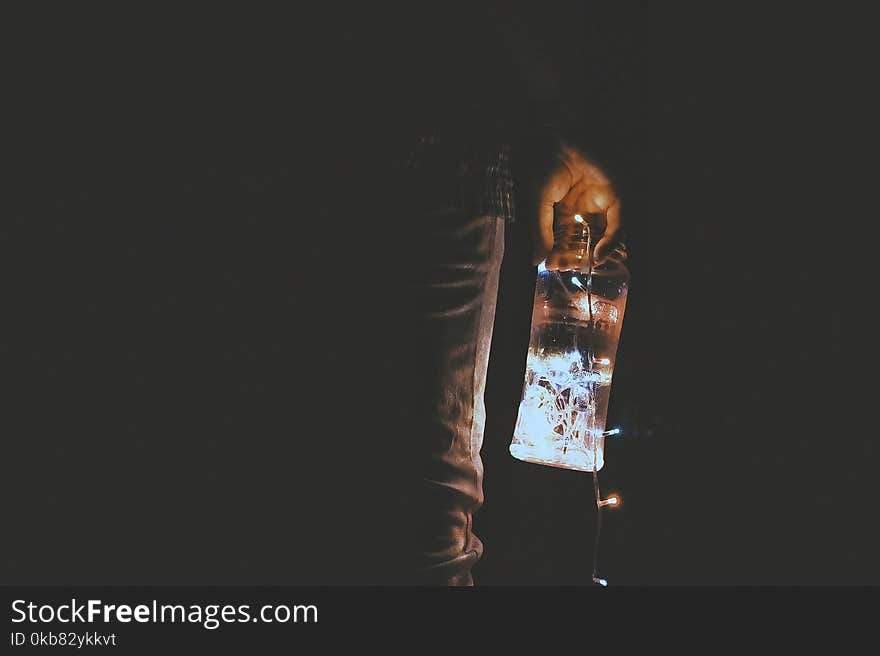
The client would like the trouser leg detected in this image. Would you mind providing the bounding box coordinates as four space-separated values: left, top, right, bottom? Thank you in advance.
390 210 505 585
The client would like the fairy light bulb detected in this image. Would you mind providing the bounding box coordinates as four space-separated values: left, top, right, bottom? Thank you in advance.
598 495 619 508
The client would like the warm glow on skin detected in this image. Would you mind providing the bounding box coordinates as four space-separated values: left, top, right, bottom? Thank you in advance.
533 142 622 269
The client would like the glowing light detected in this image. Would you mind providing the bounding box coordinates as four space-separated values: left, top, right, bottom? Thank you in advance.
602 427 621 437
593 577 608 586
596 357 611 365
537 260 547 273
598 495 619 508
574 214 584 223
510 350 608 472
571 276 583 288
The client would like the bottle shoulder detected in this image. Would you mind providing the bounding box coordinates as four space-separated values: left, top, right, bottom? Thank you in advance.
537 263 629 302
539 260 630 282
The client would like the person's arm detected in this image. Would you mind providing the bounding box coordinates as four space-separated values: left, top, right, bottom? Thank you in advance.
485 3 624 266
489 7 567 131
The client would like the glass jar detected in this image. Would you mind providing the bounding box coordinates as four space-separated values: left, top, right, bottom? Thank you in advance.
509 211 629 472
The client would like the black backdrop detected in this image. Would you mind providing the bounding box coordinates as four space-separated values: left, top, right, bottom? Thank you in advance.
3 4 864 586
476 6 859 584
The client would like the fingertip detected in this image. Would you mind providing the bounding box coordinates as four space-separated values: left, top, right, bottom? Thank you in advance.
593 241 612 264
593 238 623 267
532 245 551 267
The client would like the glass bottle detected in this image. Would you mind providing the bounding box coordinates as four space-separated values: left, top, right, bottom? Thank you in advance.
509 210 629 472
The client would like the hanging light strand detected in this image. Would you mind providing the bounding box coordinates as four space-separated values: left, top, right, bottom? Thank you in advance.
582 212 622 586
591 430 622 588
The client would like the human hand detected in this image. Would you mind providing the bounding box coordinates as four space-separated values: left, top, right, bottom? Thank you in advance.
532 141 623 267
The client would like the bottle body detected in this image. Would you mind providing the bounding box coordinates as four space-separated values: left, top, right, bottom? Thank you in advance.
510 215 629 472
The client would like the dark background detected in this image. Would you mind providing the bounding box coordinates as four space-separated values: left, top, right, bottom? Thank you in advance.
3 4 864 585
476 4 860 585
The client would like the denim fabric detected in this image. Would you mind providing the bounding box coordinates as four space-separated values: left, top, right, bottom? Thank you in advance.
394 128 516 225
313 117 517 584
401 210 505 585
335 131 513 584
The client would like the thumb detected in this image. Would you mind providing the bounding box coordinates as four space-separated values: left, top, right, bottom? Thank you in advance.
592 199 623 264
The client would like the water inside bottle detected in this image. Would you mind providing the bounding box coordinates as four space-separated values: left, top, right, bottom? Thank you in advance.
510 347 612 472
510 282 624 472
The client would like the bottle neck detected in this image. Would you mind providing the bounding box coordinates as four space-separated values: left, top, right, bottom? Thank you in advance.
549 212 607 272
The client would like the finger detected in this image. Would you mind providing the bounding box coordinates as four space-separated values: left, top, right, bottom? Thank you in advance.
557 182 615 216
593 199 622 264
534 163 572 265
534 195 555 265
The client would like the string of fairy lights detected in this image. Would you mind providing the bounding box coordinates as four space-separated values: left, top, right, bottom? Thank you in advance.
574 213 622 588
592 427 621 587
